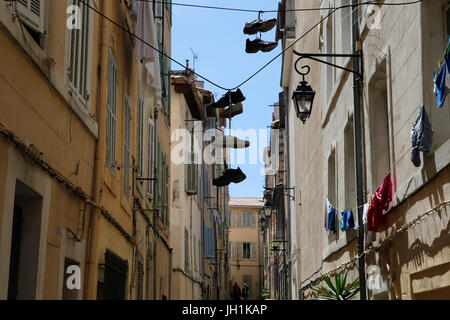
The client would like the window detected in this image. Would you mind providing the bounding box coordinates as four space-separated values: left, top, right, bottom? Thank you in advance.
163 159 169 227
147 118 155 198
15 0 45 34
241 211 256 228
326 15 334 99
344 119 356 210
156 142 162 216
242 243 251 260
368 59 391 191
154 0 164 48
161 49 171 120
327 147 337 211
123 93 131 198
103 249 128 300
67 0 91 107
106 49 118 168
193 235 197 272
204 226 215 259
185 121 198 195
341 0 351 55
185 228 190 271
137 100 144 178
240 242 256 260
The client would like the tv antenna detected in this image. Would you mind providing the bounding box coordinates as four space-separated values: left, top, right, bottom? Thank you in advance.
190 48 199 71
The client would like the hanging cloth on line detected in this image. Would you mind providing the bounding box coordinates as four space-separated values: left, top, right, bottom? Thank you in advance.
434 37 450 108
340 209 355 231
367 173 393 232
410 106 434 167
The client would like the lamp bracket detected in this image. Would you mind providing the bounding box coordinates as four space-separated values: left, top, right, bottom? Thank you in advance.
293 51 363 81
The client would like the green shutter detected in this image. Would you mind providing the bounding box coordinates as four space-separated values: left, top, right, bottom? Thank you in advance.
157 142 162 217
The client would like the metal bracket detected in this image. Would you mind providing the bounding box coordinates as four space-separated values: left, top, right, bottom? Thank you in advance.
293 51 363 81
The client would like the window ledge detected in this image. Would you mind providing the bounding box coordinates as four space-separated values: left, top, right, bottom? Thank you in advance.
322 229 357 261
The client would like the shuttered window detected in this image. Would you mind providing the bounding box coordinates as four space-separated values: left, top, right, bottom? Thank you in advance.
147 118 155 198
137 100 144 177
156 142 162 216
103 249 128 300
163 159 169 227
67 0 91 107
204 226 215 259
106 49 118 169
185 151 198 195
123 93 131 198
16 0 45 34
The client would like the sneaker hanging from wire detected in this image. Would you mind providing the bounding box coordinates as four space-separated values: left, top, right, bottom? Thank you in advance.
246 38 278 54
244 18 277 35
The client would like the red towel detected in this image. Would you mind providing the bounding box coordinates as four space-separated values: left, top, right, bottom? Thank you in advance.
367 173 393 232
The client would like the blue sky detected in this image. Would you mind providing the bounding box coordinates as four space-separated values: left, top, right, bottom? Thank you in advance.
172 0 282 198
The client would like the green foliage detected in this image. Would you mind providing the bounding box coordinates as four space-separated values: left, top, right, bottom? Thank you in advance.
311 271 360 300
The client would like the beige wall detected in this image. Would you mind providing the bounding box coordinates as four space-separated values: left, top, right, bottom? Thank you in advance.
229 206 263 300
283 0 450 300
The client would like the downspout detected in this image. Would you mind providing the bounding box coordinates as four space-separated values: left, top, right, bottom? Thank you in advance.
153 108 159 300
351 0 367 300
169 248 173 300
85 0 108 300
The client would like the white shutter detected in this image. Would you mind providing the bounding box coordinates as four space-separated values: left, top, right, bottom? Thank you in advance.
250 213 256 228
238 242 243 260
67 0 91 106
251 243 256 260
16 0 45 34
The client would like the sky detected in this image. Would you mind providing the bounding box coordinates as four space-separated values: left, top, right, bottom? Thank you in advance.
172 0 282 199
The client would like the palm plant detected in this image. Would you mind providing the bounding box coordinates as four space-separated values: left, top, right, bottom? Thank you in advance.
311 271 359 300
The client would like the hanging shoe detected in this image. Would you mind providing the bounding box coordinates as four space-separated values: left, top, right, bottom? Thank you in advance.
210 89 246 108
244 18 277 35
212 167 246 187
212 135 250 149
230 167 246 184
219 102 243 119
246 38 278 54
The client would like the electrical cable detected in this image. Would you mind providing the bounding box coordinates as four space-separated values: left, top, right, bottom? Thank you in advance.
141 0 424 14
79 0 422 92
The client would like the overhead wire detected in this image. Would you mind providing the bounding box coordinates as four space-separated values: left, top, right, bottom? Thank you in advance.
79 0 423 91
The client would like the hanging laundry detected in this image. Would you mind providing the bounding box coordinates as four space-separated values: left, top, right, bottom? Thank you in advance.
345 209 355 230
367 173 393 232
410 106 434 167
340 209 355 231
340 209 346 231
434 38 450 108
327 200 336 234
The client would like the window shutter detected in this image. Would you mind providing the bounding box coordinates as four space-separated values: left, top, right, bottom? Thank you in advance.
123 93 131 197
147 119 154 196
156 143 162 216
16 0 45 34
238 242 243 260
239 212 243 228
106 49 118 167
250 212 256 228
138 100 144 177
164 160 169 226
251 243 256 260
67 0 91 106
136 257 144 300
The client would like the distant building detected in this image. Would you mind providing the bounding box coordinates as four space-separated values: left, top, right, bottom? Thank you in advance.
228 198 264 300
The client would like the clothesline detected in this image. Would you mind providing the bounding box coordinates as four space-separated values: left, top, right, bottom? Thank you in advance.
300 199 450 293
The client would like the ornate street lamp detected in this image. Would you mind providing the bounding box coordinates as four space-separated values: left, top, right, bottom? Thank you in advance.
262 206 272 219
292 72 315 124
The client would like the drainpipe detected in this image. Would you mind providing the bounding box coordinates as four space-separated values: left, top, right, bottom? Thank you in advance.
85 0 108 300
351 0 367 300
153 108 159 300
169 248 173 300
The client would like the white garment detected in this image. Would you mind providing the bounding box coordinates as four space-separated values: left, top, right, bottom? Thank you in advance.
136 1 162 95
